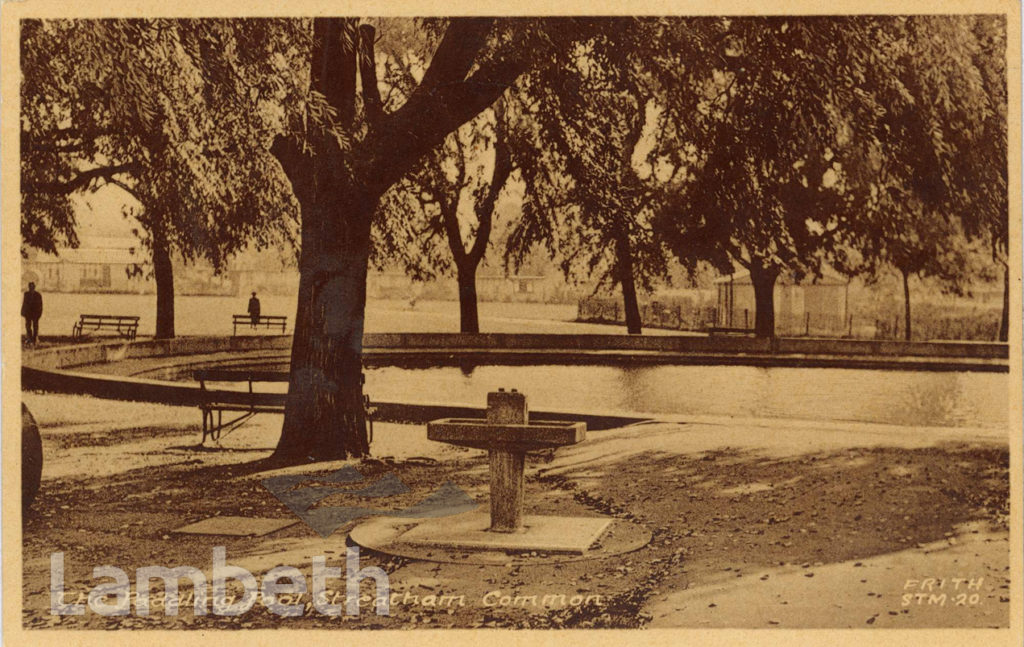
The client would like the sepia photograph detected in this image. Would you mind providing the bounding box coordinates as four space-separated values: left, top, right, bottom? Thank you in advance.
4 2 1020 645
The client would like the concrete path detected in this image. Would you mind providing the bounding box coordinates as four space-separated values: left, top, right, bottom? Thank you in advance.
645 522 1009 628
535 417 1009 629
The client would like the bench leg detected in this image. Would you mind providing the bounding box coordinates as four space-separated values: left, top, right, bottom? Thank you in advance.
201 409 221 443
204 410 259 443
201 409 223 443
364 395 374 444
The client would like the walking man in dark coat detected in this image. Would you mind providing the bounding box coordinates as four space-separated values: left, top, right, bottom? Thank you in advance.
247 292 261 329
21 282 42 344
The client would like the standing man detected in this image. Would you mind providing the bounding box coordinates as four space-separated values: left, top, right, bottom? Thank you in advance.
21 282 43 344
247 292 261 329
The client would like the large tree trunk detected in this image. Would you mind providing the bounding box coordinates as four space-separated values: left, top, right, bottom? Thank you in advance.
901 268 912 342
749 262 778 339
614 228 642 335
999 262 1009 342
272 175 377 463
268 17 523 463
152 229 174 339
269 19 374 463
456 263 480 334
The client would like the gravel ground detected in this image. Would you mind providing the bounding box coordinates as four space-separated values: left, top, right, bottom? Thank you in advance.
20 394 1010 630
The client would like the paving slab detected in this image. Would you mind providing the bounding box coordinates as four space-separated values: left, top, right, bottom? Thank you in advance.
172 515 298 537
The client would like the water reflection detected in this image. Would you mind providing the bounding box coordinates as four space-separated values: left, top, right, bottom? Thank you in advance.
156 357 1005 429
363 364 1006 429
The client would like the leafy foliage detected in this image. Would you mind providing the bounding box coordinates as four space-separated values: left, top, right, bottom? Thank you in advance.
21 18 303 266
373 105 514 281
840 16 1006 293
638 15 1004 298
505 19 684 294
648 17 893 280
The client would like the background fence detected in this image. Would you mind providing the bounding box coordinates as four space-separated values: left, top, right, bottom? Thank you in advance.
578 296 716 332
577 296 1002 341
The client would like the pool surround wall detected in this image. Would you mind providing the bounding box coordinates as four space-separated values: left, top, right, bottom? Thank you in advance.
23 333 1008 372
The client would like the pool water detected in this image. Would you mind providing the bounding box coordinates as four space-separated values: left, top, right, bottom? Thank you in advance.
173 359 1006 430
364 364 1007 430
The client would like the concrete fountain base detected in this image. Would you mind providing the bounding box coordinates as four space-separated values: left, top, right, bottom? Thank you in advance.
349 511 651 565
399 512 610 553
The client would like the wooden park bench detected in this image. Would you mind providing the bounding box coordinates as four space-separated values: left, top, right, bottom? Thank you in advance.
194 369 375 443
72 314 140 340
232 314 287 336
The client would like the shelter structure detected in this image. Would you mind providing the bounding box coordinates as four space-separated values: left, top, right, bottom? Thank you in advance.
715 268 850 336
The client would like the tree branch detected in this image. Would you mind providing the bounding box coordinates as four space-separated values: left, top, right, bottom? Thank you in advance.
451 135 467 192
270 135 315 205
358 23 383 125
469 111 513 265
24 162 138 195
439 183 467 265
416 19 495 96
365 20 529 190
313 18 359 126
108 178 143 203
622 86 648 176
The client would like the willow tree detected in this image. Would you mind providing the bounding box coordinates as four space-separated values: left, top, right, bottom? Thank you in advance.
373 101 516 333
840 15 1006 341
503 27 686 335
21 19 299 338
645 16 1003 339
267 17 702 460
957 15 1008 340
647 17 896 338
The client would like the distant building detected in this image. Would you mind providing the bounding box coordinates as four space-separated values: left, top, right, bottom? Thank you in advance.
366 269 574 304
477 273 551 302
22 237 150 293
175 263 237 296
715 269 850 335
226 268 298 297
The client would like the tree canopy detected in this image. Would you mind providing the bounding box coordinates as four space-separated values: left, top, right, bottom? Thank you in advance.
21 18 302 266
20 15 1009 457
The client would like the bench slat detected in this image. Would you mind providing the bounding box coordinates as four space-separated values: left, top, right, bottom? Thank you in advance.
201 404 284 413
231 314 287 337
197 374 372 442
200 391 284 406
195 369 290 382
79 315 140 321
